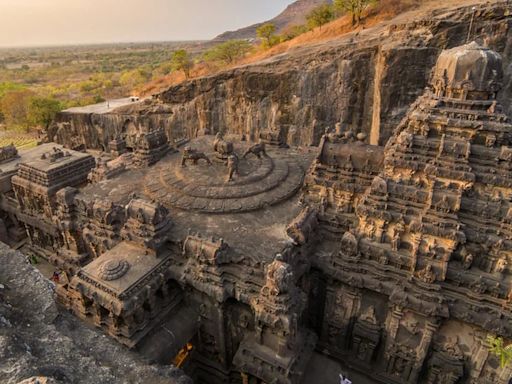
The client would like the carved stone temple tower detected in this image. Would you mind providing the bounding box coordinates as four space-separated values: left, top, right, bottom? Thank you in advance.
310 42 512 383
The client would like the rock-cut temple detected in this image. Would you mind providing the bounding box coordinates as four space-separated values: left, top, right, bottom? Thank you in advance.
1 43 512 384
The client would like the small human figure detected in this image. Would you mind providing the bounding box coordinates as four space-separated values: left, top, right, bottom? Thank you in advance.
51 271 60 283
339 373 352 384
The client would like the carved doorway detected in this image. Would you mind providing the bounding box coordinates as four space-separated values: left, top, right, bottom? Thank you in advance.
305 269 327 336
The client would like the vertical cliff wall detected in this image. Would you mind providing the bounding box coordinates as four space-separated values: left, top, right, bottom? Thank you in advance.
48 1 512 150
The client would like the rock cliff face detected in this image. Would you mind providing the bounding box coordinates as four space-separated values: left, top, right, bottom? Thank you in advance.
48 0 512 151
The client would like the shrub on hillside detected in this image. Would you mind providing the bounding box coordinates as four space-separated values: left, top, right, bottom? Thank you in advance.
203 40 252 65
306 4 336 30
257 23 280 49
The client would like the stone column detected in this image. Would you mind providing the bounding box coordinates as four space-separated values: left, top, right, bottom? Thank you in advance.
320 286 335 345
469 333 490 383
215 302 228 368
384 305 404 367
410 320 438 382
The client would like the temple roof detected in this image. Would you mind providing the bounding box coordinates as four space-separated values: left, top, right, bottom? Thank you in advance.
432 41 503 94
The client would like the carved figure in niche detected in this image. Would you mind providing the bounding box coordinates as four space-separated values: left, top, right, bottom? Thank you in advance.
359 306 378 325
427 239 439 259
239 313 250 329
319 187 329 214
495 258 507 274
391 231 401 252
226 154 239 182
242 142 267 159
333 290 346 321
443 337 464 359
416 263 437 283
471 277 487 294
341 231 359 258
437 195 451 213
486 134 497 148
263 254 293 296
499 146 512 162
366 221 376 240
462 251 474 270
357 341 370 361
396 131 413 151
181 147 212 167
402 318 420 335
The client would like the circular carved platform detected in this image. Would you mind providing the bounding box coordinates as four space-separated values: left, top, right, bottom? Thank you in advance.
99 259 130 281
144 143 305 213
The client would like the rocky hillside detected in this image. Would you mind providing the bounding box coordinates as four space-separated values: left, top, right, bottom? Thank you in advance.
49 0 512 151
0 243 191 384
214 0 331 41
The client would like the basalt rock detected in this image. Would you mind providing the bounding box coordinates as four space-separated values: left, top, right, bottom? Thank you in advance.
49 1 512 151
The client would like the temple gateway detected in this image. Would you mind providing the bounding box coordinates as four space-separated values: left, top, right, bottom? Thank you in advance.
2 43 512 384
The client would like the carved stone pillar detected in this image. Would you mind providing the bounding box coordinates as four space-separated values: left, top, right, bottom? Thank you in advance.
92 303 102 326
410 320 439 382
214 302 227 367
384 306 404 363
320 286 335 344
410 234 421 273
388 306 403 341
469 333 490 383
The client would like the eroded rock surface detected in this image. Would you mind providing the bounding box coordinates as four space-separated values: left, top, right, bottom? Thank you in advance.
0 243 191 384
49 1 512 151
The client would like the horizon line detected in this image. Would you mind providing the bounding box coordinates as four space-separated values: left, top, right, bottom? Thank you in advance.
0 39 211 50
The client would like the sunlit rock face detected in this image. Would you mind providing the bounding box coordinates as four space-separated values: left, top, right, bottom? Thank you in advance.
48 2 512 150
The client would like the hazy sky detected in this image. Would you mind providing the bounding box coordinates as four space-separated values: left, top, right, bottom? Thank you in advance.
0 0 294 47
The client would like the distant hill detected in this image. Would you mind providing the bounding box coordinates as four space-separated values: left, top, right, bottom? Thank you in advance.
214 0 331 41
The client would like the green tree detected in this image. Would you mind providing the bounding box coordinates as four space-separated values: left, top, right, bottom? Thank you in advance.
488 336 512 368
27 97 63 130
281 24 309 41
119 68 152 91
306 4 335 30
0 89 35 131
256 23 278 48
203 40 252 65
171 50 194 79
333 0 377 25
